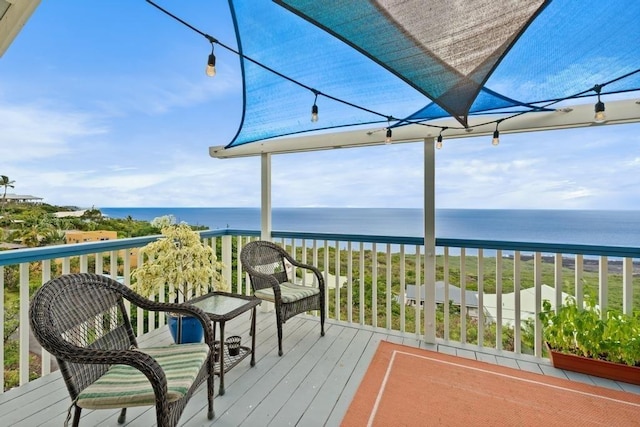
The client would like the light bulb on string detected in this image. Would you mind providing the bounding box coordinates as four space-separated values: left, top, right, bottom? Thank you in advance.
310 91 319 122
384 117 393 144
593 84 606 123
492 121 501 146
436 127 446 149
206 43 216 77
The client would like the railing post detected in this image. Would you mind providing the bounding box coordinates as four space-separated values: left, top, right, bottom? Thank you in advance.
599 256 608 317
0 266 4 392
19 262 30 385
623 257 633 315
222 235 232 291
41 260 51 375
534 252 542 358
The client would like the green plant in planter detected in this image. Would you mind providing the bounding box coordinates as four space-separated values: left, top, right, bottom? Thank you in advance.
539 295 640 366
132 215 227 302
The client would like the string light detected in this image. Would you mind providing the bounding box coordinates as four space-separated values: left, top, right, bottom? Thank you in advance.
593 84 606 123
146 1 640 139
385 128 392 144
492 121 501 146
206 42 216 77
436 127 446 149
311 91 319 122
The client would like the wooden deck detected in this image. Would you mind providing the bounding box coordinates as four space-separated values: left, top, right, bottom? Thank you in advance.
2 309 640 426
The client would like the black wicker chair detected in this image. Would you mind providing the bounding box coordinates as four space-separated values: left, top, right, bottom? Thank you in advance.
240 240 325 356
29 273 215 427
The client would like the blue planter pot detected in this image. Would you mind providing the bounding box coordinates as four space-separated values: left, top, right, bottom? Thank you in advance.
167 314 204 344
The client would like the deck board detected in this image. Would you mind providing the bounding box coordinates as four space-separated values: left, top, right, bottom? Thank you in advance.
2 310 640 426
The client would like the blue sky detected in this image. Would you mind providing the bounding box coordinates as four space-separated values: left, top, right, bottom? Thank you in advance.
2 1 640 210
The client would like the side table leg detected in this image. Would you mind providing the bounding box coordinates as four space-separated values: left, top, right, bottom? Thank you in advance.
219 321 226 396
250 306 256 367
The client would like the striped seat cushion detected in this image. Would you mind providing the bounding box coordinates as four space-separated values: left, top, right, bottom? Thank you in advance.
254 282 319 304
76 343 209 409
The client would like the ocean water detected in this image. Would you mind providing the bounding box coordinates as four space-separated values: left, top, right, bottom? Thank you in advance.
101 207 640 247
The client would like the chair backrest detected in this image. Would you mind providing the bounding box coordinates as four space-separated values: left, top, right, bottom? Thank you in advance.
29 273 137 399
240 241 290 291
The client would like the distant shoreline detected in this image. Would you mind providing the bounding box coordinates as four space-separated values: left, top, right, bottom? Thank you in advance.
518 254 640 274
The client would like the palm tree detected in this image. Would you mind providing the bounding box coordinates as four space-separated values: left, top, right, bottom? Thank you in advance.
1 175 15 214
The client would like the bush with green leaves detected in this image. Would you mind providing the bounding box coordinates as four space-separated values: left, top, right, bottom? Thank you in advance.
539 296 640 366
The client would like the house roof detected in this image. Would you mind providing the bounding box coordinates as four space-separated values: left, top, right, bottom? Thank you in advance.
3 193 43 201
405 282 479 308
483 284 572 325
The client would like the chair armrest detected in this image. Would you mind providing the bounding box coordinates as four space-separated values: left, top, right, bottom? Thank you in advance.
280 254 325 291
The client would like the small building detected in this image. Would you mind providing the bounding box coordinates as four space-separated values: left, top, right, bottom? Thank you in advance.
2 193 43 204
401 282 480 317
483 284 572 326
65 230 117 244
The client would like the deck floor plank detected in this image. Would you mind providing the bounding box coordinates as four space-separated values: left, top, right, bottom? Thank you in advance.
3 312 640 426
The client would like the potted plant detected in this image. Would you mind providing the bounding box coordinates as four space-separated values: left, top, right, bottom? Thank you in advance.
539 295 640 385
132 215 227 343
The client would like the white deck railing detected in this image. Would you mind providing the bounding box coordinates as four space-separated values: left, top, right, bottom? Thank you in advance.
1 229 638 392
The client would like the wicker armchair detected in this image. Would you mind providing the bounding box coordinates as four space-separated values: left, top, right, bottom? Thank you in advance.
240 240 325 356
29 273 215 427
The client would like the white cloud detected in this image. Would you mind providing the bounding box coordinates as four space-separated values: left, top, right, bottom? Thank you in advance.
0 102 107 161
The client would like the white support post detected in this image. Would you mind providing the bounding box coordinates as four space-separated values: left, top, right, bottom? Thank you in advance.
260 152 274 312
423 137 436 343
261 153 272 242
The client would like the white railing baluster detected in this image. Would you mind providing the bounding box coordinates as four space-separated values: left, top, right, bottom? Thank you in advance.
414 245 421 337
459 248 466 343
575 254 583 308
385 244 391 330
443 247 450 340
79 254 88 272
399 245 406 333
40 260 52 376
599 255 608 316
19 262 30 385
95 251 103 274
371 243 377 328
0 265 5 392
512 250 520 354
554 253 563 312
347 242 353 323
335 240 340 322
495 250 503 351
123 248 131 316
301 239 308 285
477 249 484 347
323 240 329 318
359 242 365 325
534 252 542 358
623 257 633 315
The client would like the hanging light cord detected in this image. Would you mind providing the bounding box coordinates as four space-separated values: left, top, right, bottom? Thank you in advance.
145 0 395 122
145 0 640 137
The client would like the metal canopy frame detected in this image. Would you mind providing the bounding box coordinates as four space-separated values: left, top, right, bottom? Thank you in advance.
210 99 640 158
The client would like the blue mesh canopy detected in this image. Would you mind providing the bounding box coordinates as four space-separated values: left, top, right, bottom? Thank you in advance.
225 0 640 148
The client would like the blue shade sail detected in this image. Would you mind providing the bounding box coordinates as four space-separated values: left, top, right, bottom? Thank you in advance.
225 0 640 148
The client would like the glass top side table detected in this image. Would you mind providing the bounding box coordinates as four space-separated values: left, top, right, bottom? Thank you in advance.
191 291 261 395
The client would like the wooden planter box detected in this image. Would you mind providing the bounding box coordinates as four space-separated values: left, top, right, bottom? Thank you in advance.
547 344 640 386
